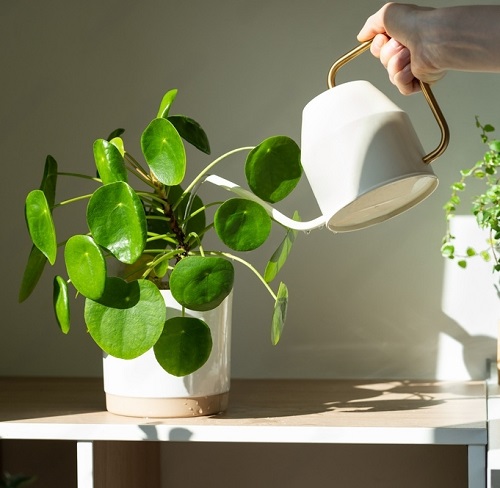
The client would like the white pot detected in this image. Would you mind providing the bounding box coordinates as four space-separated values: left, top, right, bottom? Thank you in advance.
103 289 232 418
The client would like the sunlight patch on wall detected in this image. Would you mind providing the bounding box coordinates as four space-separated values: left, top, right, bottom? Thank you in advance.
440 216 498 379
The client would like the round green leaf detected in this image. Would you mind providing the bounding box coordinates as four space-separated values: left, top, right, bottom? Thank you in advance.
168 115 211 155
141 118 186 186
214 198 271 251
245 136 302 203
64 235 106 300
53 276 70 334
93 139 127 184
25 189 57 265
84 278 166 359
154 316 212 376
87 181 147 264
170 256 234 311
271 282 288 346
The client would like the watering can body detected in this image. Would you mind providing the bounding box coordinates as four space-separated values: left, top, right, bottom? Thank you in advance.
299 40 449 232
301 79 438 232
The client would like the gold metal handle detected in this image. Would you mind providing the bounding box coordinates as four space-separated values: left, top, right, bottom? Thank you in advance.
327 40 449 164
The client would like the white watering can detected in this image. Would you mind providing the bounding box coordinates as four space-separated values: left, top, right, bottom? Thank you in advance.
208 40 449 233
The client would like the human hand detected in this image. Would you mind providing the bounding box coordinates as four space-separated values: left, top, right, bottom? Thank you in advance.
357 3 445 95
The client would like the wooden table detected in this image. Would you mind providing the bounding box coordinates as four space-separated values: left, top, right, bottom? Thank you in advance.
0 377 488 487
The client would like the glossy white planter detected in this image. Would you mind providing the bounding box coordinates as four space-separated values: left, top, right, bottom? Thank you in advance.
103 289 232 418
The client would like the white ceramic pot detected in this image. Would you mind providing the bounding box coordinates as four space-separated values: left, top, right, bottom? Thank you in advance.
103 289 232 418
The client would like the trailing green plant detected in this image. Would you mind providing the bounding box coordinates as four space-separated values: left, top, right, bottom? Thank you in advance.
442 117 500 271
20 88 302 376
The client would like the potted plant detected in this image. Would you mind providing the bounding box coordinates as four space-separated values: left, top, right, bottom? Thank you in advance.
19 88 302 417
441 118 500 271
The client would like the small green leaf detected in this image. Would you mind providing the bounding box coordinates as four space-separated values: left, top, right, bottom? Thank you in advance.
480 250 491 262
64 235 107 300
440 244 455 259
264 211 299 283
25 190 57 265
154 258 169 278
168 115 211 155
19 245 47 302
84 278 166 359
87 181 147 264
107 128 125 141
451 182 465 191
110 137 125 157
170 256 234 311
484 124 495 132
466 247 477 257
40 155 58 208
458 260 467 269
490 140 500 153
245 136 302 203
93 139 127 184
157 89 178 118
141 118 186 186
271 282 288 346
214 198 271 251
154 317 212 376
53 276 70 334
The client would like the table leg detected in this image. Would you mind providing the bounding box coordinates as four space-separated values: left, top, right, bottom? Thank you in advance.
77 441 94 488
469 445 486 488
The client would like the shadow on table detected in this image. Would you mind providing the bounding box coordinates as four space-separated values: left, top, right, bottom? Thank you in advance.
215 378 482 419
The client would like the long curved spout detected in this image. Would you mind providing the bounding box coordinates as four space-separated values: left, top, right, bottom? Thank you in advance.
205 174 326 232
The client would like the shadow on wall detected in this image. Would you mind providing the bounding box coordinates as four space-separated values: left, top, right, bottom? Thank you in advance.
241 206 498 382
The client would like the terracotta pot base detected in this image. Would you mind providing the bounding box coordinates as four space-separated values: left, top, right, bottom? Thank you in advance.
106 391 229 418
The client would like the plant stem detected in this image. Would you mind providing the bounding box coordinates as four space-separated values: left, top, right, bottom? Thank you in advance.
53 194 93 207
173 146 254 211
57 172 101 182
204 250 277 300
124 152 151 182
138 192 169 207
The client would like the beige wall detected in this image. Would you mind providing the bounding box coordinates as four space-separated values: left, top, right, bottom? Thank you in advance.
2 0 499 380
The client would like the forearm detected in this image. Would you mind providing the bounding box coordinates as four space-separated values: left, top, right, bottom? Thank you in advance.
397 5 500 73
424 6 500 72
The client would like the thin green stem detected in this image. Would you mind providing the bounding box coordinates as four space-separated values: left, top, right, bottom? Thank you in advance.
125 152 150 181
127 165 155 188
58 172 101 182
203 250 276 300
137 191 168 207
147 233 177 245
173 146 254 211
53 194 93 207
